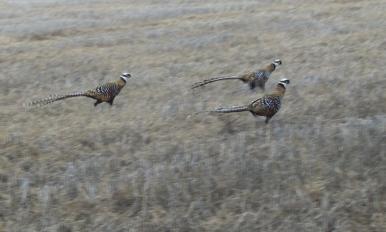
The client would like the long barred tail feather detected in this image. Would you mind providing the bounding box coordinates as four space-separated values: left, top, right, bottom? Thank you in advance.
27 92 88 107
212 105 249 113
191 76 240 89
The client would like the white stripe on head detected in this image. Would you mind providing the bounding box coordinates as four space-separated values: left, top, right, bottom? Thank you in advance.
278 78 290 88
120 76 128 82
120 73 131 82
272 59 282 67
280 78 290 84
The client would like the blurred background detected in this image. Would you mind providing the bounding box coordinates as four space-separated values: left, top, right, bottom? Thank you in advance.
0 0 385 231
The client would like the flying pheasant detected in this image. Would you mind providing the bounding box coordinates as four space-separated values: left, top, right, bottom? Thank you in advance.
28 73 131 107
212 78 290 123
192 59 282 90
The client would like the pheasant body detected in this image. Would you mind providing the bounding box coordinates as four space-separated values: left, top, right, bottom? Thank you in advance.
192 59 282 90
88 80 126 105
212 78 290 123
28 73 131 107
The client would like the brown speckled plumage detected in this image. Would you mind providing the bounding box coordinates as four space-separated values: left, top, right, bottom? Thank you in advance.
28 73 131 107
192 59 282 90
212 78 290 123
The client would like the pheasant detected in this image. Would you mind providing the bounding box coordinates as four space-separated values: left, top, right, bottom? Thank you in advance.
28 73 131 107
192 59 282 90
212 78 290 123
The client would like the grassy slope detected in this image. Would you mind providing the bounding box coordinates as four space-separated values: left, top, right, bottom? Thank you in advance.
0 0 385 231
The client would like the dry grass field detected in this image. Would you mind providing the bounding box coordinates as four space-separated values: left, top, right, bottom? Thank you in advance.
1 0 385 231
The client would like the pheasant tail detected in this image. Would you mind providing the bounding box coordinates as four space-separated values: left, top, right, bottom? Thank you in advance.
192 76 240 89
27 92 88 107
212 105 249 113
